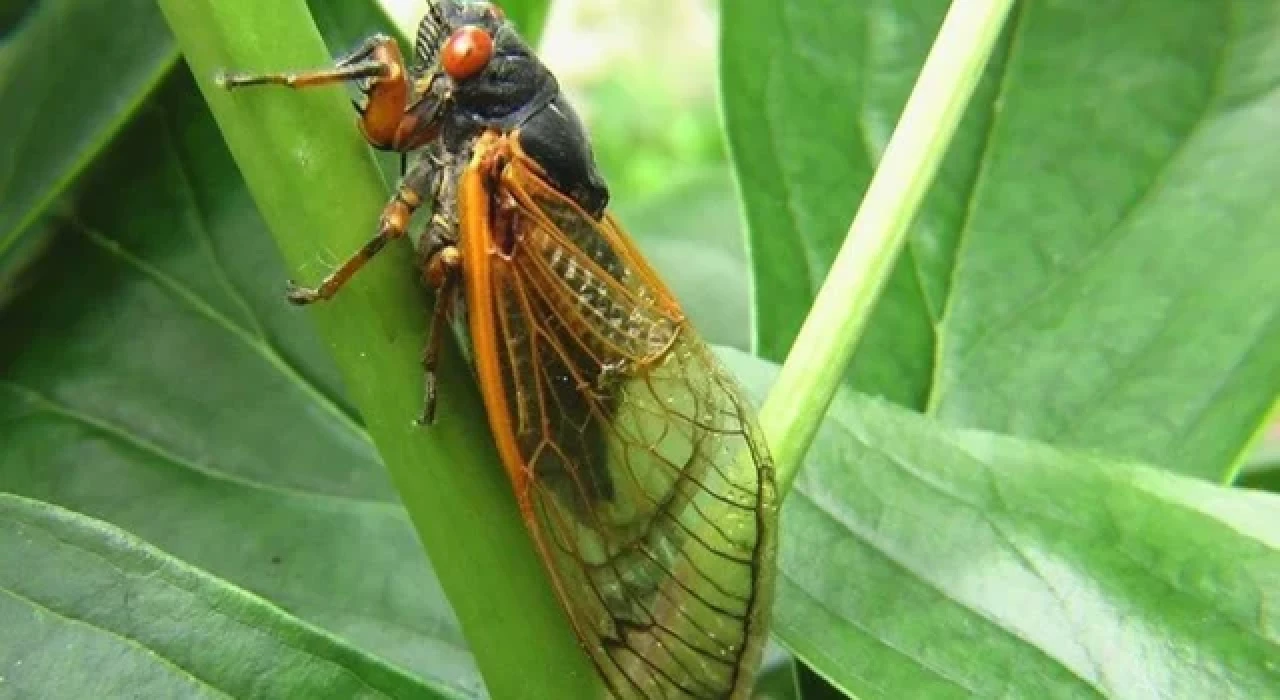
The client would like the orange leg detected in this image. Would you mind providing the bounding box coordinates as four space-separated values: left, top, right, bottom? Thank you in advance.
284 185 421 304
216 59 388 89
284 152 443 304
217 34 421 150
217 34 396 90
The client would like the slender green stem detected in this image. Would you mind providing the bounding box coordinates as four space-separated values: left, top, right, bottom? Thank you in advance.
761 0 1017 495
156 1 600 697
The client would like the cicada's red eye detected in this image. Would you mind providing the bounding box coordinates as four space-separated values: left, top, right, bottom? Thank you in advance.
442 26 493 81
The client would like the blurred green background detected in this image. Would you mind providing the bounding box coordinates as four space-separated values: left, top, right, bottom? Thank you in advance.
389 0 726 201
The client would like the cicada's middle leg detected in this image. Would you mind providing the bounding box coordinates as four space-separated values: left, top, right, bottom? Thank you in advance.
276 157 441 304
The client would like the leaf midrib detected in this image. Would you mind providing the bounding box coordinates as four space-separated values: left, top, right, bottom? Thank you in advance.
0 583 237 699
2 499 406 699
72 218 370 444
0 380 390 509
0 49 180 258
924 1 1026 415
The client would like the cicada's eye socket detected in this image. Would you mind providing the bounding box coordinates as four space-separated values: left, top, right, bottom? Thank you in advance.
441 26 494 81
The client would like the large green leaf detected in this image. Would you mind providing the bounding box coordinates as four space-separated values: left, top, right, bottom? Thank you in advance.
0 0 36 36
0 0 175 269
0 71 483 697
723 1 1280 481
723 349 1280 699
0 494 458 699
720 0 999 410
0 0 409 297
496 0 548 40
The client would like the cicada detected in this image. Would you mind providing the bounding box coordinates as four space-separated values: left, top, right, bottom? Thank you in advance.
220 2 776 697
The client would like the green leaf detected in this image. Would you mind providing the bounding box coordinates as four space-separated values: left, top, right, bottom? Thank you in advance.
749 0 1013 493
723 0 1280 480
723 348 1280 699
0 0 36 36
501 0 550 42
0 493 457 699
1 3 473 693
0 0 408 294
720 0 994 410
0 71 482 697
0 0 176 265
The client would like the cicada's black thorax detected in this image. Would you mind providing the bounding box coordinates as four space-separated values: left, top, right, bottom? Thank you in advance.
415 1 610 218
515 95 611 218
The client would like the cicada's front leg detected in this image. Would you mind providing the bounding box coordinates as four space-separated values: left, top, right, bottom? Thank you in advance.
217 34 444 304
217 33 395 89
217 33 432 152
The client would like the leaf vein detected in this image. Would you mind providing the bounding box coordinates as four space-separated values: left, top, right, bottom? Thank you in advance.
925 1 1026 413
0 380 393 510
70 217 371 444
0 577 237 698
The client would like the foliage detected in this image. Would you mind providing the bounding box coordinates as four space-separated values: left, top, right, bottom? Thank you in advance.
1 0 1278 698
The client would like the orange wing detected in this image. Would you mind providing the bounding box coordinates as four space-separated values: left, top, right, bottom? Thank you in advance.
459 132 777 700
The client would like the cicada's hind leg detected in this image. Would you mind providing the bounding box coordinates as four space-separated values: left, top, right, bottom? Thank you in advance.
285 155 443 305
414 152 466 424
418 237 462 426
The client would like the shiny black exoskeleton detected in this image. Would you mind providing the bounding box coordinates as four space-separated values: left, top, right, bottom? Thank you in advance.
414 0 610 217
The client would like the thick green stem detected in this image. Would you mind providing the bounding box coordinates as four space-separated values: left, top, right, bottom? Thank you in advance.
156 0 600 697
762 0 1017 494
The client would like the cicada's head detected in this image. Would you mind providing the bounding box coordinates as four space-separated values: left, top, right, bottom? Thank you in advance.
413 1 557 131
412 1 608 218
413 0 503 69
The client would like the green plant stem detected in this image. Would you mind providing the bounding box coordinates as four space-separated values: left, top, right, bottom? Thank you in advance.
761 0 1016 495
155 1 601 697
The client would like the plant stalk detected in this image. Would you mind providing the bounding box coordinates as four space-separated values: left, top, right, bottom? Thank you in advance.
761 0 1017 494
